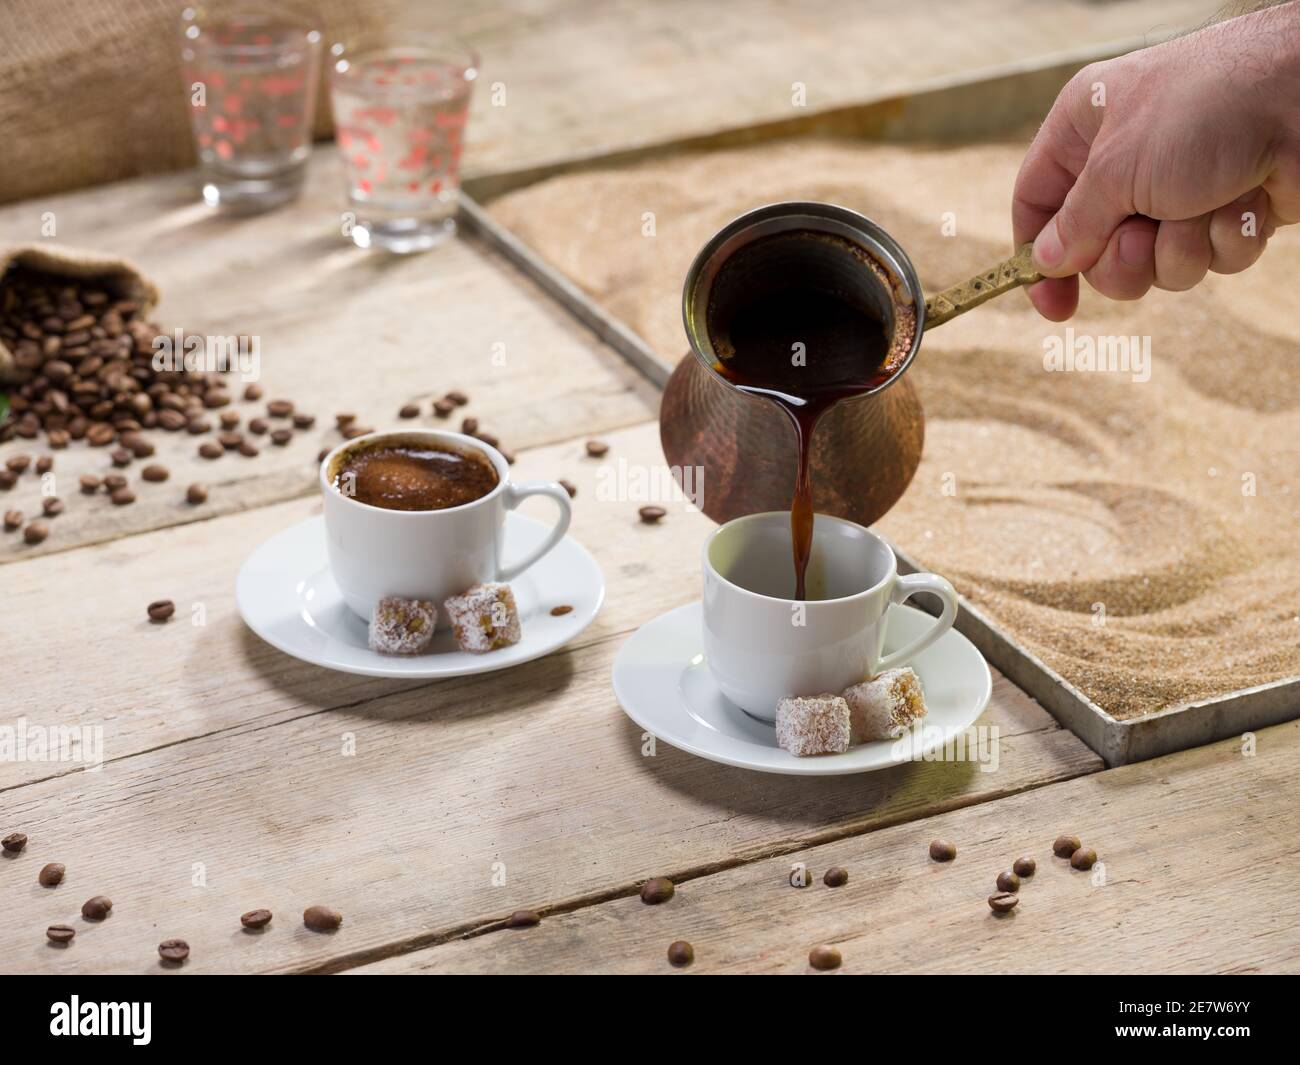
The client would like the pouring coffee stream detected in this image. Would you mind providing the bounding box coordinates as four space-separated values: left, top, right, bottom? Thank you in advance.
668 202 1042 600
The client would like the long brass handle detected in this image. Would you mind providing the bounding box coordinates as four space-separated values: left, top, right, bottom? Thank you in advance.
923 243 1042 328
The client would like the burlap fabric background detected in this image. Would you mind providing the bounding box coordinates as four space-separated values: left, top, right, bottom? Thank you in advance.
0 244 159 382
0 0 404 206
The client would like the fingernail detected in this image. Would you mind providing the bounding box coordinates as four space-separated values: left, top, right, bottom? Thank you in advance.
1118 227 1152 267
1033 219 1065 270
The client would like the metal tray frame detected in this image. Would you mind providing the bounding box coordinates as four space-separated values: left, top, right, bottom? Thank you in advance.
459 50 1300 766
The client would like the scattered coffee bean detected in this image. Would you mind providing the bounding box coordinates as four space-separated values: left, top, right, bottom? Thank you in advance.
81 895 113 920
187 417 212 434
399 403 420 419
445 390 469 406
823 866 849 888
248 417 268 435
158 939 189 962
198 441 223 459
141 464 169 482
243 383 263 401
111 448 132 467
103 473 127 492
667 940 694 967
475 430 499 448
432 398 454 417
3 509 20 531
335 412 356 428
1053 835 1081 858
303 905 342 932
39 862 65 887
559 479 577 498
505 909 541 928
988 892 1019 914
79 474 100 494
1013 857 1036 878
35 455 53 474
640 877 675 905
42 497 64 517
158 409 187 431
270 428 292 446
996 870 1021 893
809 944 842 971
460 417 479 434
585 439 609 457
2 831 27 852
550 605 574 616
638 505 666 524
240 908 273 930
148 599 175 623
123 435 154 458
219 410 241 430
1070 847 1097 870
342 425 372 439
0 469 16 489
204 389 231 408
267 400 294 418
46 925 75 944
86 423 115 447
238 441 259 458
929 839 957 862
110 488 135 506
23 521 48 544
5 454 31 473
218 430 243 450
292 413 315 430
186 483 208 505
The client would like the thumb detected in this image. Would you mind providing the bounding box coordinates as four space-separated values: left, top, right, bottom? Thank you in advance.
1033 156 1134 277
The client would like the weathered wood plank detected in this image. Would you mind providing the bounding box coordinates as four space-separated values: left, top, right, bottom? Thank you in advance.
357 723 1300 974
0 154 659 561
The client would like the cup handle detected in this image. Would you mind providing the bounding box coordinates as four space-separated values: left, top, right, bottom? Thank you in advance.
498 481 573 581
873 572 959 674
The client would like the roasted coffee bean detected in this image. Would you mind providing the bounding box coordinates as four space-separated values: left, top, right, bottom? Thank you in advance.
505 909 541 928
82 895 113 920
267 400 294 418
86 423 115 446
303 905 342 932
243 383 264 401
1070 847 1097 871
240 908 273 930
103 473 127 492
46 925 76 944
432 398 455 417
316 449 330 463
187 417 212 435
0 470 16 490
47 430 70 449
111 448 133 467
460 417 479 434
270 428 292 446
185 483 208 505
5 454 31 473
198 442 223 460
3 509 21 531
1013 857 1036 878
929 839 957 862
667 940 694 967
823 866 849 888
809 944 842 971
1 831 27 852
343 425 372 439
35 455 53 473
335 412 356 428
238 442 259 458
219 411 241 430
550 605 574 616
1053 835 1081 858
110 488 135 506
996 870 1021 893
292 413 315 429
218 431 243 450
988 892 1019 914
124 435 155 458
446 390 469 406
141 464 169 482
157 409 187 431
638 505 666 524
248 417 268 435
158 939 189 962
640 877 675 905
398 403 420 419
148 599 175 622
39 862 65 887
23 521 49 544
204 390 231 408
42 497 64 517
585 439 609 457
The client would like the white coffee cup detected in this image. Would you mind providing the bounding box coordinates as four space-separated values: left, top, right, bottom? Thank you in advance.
702 511 958 720
320 429 572 621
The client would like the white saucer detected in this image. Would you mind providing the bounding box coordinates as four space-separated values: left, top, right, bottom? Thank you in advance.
612 601 992 776
236 513 604 678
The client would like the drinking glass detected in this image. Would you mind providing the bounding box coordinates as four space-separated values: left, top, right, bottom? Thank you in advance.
328 33 478 253
179 5 322 211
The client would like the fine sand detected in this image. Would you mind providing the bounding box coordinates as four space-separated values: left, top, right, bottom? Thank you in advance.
489 138 1300 721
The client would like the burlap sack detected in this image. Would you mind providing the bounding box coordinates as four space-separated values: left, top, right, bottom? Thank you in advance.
0 0 405 206
0 243 159 384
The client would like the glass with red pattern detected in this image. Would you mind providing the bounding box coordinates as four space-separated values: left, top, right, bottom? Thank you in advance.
329 34 478 253
179 5 322 211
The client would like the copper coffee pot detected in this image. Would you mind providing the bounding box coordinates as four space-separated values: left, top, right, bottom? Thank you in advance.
660 202 1040 526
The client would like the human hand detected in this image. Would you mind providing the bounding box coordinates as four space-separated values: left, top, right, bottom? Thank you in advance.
1012 1 1300 320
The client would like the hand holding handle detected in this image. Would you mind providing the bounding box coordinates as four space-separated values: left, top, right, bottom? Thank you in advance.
874 572 959 674
923 243 1042 328
499 481 573 581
